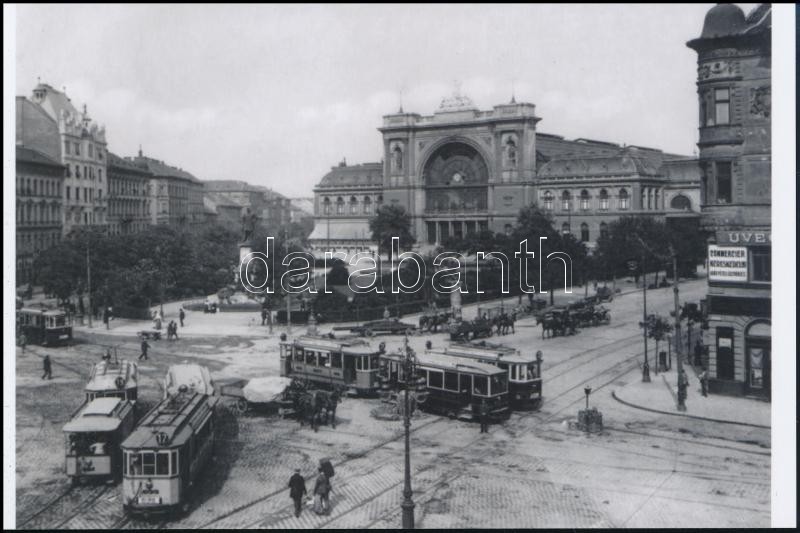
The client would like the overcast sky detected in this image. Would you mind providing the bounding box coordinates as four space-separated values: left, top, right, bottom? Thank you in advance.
15 4 757 197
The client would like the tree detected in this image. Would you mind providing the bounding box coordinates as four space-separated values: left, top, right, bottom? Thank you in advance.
369 205 415 259
512 204 563 305
642 314 673 369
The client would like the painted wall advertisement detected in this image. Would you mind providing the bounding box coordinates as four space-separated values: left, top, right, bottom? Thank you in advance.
708 245 748 282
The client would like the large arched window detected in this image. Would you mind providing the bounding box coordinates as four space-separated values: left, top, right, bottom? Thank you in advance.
561 190 571 211
599 189 609 211
561 222 570 235
336 197 344 215
619 189 629 210
543 190 554 211
599 222 609 239
376 195 383 208
363 196 372 215
670 194 691 211
580 190 590 211
580 223 590 242
349 196 358 214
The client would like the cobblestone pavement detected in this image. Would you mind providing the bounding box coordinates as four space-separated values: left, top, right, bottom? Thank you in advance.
14 277 770 528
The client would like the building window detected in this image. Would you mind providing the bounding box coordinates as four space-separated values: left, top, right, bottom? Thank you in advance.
66 186 70 201
670 194 691 210
714 88 730 126
74 142 80 156
75 165 81 178
98 169 102 182
580 190 590 211
580 223 589 242
715 161 732 204
751 247 770 282
599 189 609 210
88 144 94 158
618 189 629 210
336 197 344 215
350 196 358 214
599 222 608 240
561 190 571 211
536 191 550 211
561 222 570 235
363 196 372 214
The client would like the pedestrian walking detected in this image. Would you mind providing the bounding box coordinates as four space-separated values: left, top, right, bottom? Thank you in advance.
479 399 489 434
103 308 110 330
179 307 185 327
42 355 52 380
288 468 307 518
425 340 432 350
699 367 708 397
19 333 27 353
103 347 112 362
261 308 268 326
678 368 689 405
693 340 704 367
313 466 331 515
170 321 179 340
139 339 150 361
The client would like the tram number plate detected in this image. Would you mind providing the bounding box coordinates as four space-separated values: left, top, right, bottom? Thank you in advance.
138 494 160 505
59 334 69 339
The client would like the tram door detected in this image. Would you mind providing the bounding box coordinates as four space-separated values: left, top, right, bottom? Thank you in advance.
343 353 355 383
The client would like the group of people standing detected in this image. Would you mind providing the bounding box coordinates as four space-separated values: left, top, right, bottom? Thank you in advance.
288 459 335 518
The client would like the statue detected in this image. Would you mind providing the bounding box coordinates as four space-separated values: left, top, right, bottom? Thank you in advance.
241 213 257 243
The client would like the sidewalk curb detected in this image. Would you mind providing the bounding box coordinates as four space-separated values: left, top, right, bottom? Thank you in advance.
610 390 770 430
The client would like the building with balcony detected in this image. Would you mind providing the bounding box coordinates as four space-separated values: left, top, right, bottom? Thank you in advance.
107 152 153 235
15 146 65 284
687 3 771 399
203 180 293 234
17 83 108 235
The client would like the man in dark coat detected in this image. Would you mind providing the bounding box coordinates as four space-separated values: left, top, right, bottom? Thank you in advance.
479 399 489 433
288 468 307 517
179 307 186 327
139 339 150 361
42 355 52 380
261 308 268 326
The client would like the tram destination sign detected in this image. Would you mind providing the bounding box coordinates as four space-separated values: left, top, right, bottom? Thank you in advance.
708 245 748 282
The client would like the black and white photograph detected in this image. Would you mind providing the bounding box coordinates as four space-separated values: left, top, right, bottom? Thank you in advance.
3 3 796 529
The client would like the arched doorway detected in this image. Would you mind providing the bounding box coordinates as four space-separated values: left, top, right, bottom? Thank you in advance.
745 320 771 399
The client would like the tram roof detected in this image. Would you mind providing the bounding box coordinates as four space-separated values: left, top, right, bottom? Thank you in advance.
164 363 215 397
383 350 504 376
443 344 532 364
291 336 376 355
85 360 138 392
122 392 217 449
63 397 133 433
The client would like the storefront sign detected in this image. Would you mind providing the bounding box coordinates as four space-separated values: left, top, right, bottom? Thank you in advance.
708 245 748 282
716 231 771 245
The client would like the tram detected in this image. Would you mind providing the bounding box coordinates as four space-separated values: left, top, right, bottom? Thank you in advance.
85 359 139 403
164 363 215 398
63 397 136 484
18 306 73 346
443 341 543 409
279 336 382 395
379 350 510 422
121 387 218 516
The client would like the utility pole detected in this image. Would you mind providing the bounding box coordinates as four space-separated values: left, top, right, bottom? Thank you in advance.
285 228 292 334
86 245 93 328
641 250 650 382
671 245 686 411
401 334 416 528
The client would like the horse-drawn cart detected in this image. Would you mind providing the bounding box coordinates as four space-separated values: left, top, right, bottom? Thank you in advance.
217 376 294 415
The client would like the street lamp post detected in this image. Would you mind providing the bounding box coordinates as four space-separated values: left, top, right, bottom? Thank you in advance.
641 252 651 383
401 335 416 529
86 245 93 328
284 229 292 334
671 246 686 411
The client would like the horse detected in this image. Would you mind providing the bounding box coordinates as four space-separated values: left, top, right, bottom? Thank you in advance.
501 312 516 335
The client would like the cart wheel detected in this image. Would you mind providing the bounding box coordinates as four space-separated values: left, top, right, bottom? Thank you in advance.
235 398 249 415
365 329 374 337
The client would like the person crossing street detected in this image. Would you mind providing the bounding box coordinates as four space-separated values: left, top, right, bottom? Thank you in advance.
42 355 52 380
288 468 307 518
179 307 186 327
139 339 150 361
479 398 489 433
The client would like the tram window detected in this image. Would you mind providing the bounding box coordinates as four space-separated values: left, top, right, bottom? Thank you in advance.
490 375 508 394
305 350 317 365
331 353 342 368
141 452 156 475
294 347 304 362
473 375 488 396
171 450 178 475
156 452 169 475
527 365 536 380
459 374 471 393
129 453 142 475
428 371 443 389
355 357 364 371
319 352 330 367
444 371 459 391
369 355 379 370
